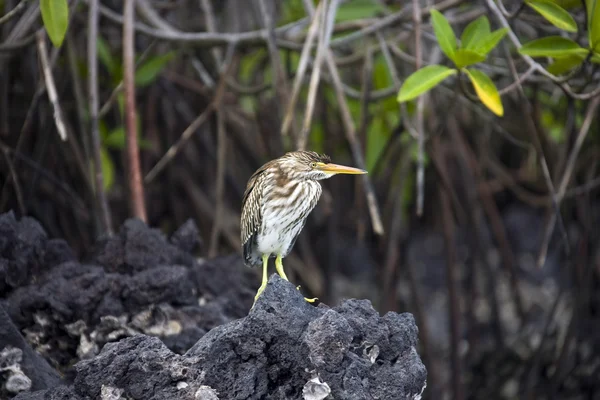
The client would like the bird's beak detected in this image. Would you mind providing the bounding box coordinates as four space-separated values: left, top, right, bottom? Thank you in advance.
316 162 368 175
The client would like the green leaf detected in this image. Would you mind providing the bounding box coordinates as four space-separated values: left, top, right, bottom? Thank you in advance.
547 55 585 74
100 148 115 191
430 9 458 61
40 0 69 48
526 0 577 32
464 68 503 116
460 16 491 50
280 0 306 25
96 36 115 75
519 36 588 58
135 52 176 87
366 117 389 172
588 0 600 49
397 65 457 102
474 28 509 55
591 52 600 63
336 0 385 22
453 49 487 68
104 127 151 149
373 55 397 112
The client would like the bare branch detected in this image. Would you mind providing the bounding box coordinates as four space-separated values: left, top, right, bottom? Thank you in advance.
327 57 384 235
88 0 113 235
486 0 600 101
209 111 227 257
281 1 323 137
123 0 147 222
537 97 600 267
298 0 337 150
413 0 425 217
0 0 28 26
258 0 290 124
0 141 25 214
144 49 236 184
36 31 68 142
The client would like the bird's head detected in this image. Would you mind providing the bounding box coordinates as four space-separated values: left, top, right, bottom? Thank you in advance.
280 151 367 181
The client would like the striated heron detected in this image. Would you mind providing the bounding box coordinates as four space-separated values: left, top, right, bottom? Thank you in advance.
241 150 367 304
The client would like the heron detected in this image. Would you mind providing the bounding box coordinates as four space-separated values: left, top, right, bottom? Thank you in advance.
240 150 367 304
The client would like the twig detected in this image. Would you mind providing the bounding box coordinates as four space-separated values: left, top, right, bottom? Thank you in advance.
66 33 90 163
329 0 463 48
2 0 38 44
0 32 36 51
0 0 28 26
498 66 536 96
87 0 113 235
486 0 600 101
89 0 309 47
123 0 147 222
302 0 384 236
523 103 569 268
376 32 420 141
537 97 600 267
281 1 323 137
439 179 464 400
0 141 89 215
499 30 571 267
413 0 425 217
209 111 227 257
204 0 228 258
199 0 222 64
381 150 411 311
258 0 289 124
325 54 384 235
0 142 25 214
355 44 373 241
144 48 236 183
298 0 336 150
36 31 67 142
136 0 175 32
98 41 158 118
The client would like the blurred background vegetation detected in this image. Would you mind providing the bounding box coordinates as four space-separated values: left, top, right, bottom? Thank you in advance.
1 0 600 398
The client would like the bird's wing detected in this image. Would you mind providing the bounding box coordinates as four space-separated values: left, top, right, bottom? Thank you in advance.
241 161 273 256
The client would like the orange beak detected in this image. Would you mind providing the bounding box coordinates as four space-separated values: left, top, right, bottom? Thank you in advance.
316 162 367 175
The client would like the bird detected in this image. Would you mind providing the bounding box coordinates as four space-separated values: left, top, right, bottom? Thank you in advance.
240 150 367 304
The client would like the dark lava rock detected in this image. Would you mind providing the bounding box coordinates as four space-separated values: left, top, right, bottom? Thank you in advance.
0 304 61 397
87 218 197 274
0 212 255 380
0 211 75 297
170 218 203 254
15 276 426 400
186 276 427 400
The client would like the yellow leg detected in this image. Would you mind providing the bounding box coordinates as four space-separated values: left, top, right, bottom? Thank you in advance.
275 254 289 281
253 254 269 305
275 254 318 303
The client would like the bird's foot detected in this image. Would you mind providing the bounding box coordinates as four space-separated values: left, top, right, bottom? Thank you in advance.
252 282 267 306
296 285 318 303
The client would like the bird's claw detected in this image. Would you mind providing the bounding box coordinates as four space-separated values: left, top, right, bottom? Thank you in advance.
295 285 318 303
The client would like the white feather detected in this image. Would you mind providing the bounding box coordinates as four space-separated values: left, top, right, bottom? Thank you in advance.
256 180 321 257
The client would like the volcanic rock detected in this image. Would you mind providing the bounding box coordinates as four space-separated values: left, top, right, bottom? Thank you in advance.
14 276 427 400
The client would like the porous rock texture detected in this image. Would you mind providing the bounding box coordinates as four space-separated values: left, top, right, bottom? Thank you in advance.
0 211 427 399
13 276 427 400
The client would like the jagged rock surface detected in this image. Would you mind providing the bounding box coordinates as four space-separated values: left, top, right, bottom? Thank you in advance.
0 304 61 398
0 211 426 399
0 211 255 393
14 276 427 400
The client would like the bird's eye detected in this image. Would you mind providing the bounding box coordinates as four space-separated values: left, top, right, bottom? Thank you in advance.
310 162 317 168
